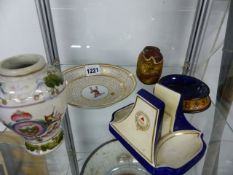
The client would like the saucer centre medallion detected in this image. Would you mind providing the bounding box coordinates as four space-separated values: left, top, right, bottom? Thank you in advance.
82 85 109 100
135 111 150 131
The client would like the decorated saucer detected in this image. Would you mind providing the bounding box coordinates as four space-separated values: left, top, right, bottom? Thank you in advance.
158 74 211 113
81 139 149 175
63 64 136 108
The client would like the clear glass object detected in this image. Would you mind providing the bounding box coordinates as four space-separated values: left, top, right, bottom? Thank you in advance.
80 139 149 175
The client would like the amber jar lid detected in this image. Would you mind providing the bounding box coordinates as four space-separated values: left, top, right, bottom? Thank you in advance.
142 46 163 63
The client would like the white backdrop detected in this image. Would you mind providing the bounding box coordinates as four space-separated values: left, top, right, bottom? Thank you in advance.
50 0 198 66
0 0 45 60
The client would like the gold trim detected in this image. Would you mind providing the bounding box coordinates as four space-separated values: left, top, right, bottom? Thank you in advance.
183 96 211 112
155 130 203 166
162 111 177 135
67 73 124 85
63 64 136 108
63 63 135 78
110 96 160 166
113 104 134 123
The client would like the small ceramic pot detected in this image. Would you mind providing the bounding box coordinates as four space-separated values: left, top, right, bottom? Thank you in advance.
0 54 67 155
136 46 163 84
158 74 211 113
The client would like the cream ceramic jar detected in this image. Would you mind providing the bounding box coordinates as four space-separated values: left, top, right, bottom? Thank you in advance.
0 54 67 155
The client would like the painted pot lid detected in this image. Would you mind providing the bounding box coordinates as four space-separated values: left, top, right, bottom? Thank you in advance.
63 64 136 108
158 74 211 113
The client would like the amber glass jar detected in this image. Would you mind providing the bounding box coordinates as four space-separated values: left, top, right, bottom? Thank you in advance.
136 46 163 84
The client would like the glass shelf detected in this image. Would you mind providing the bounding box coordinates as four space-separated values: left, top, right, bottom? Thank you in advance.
61 64 233 175
0 131 71 175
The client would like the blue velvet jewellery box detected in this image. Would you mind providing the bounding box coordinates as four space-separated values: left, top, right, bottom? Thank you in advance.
109 84 206 175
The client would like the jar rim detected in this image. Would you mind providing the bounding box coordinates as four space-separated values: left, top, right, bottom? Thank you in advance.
0 54 46 77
